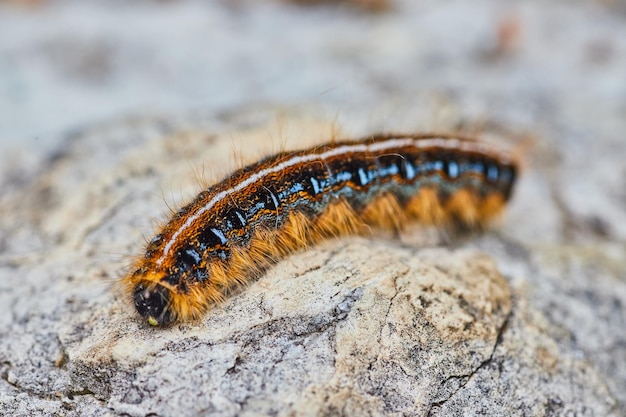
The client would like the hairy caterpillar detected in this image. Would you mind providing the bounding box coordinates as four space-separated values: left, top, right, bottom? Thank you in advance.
124 133 518 326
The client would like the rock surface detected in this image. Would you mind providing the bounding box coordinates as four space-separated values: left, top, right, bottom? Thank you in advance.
1 1 625 416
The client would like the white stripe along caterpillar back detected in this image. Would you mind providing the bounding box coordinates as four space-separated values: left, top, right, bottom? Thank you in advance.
125 133 518 326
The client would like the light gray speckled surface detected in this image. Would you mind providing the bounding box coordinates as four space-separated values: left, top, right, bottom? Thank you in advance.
1 1 625 416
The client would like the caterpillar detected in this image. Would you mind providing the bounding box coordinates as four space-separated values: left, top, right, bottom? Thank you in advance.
124 133 518 326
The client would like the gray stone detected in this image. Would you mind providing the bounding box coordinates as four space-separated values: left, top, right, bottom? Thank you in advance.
1 1 625 416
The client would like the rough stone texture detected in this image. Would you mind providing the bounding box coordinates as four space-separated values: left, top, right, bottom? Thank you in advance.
1 1 626 416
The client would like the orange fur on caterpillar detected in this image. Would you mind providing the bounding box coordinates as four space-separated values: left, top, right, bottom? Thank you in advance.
123 133 518 326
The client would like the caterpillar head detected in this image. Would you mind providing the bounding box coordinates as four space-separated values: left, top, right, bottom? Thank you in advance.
132 281 175 326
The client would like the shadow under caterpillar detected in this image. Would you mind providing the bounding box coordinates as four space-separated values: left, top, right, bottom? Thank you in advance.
123 133 518 326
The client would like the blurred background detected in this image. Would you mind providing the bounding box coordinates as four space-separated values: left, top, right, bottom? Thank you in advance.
2 0 625 154
1 0 626 245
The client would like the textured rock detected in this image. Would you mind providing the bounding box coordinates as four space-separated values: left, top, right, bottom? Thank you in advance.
1 1 626 416
1 118 623 416
68 243 511 417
